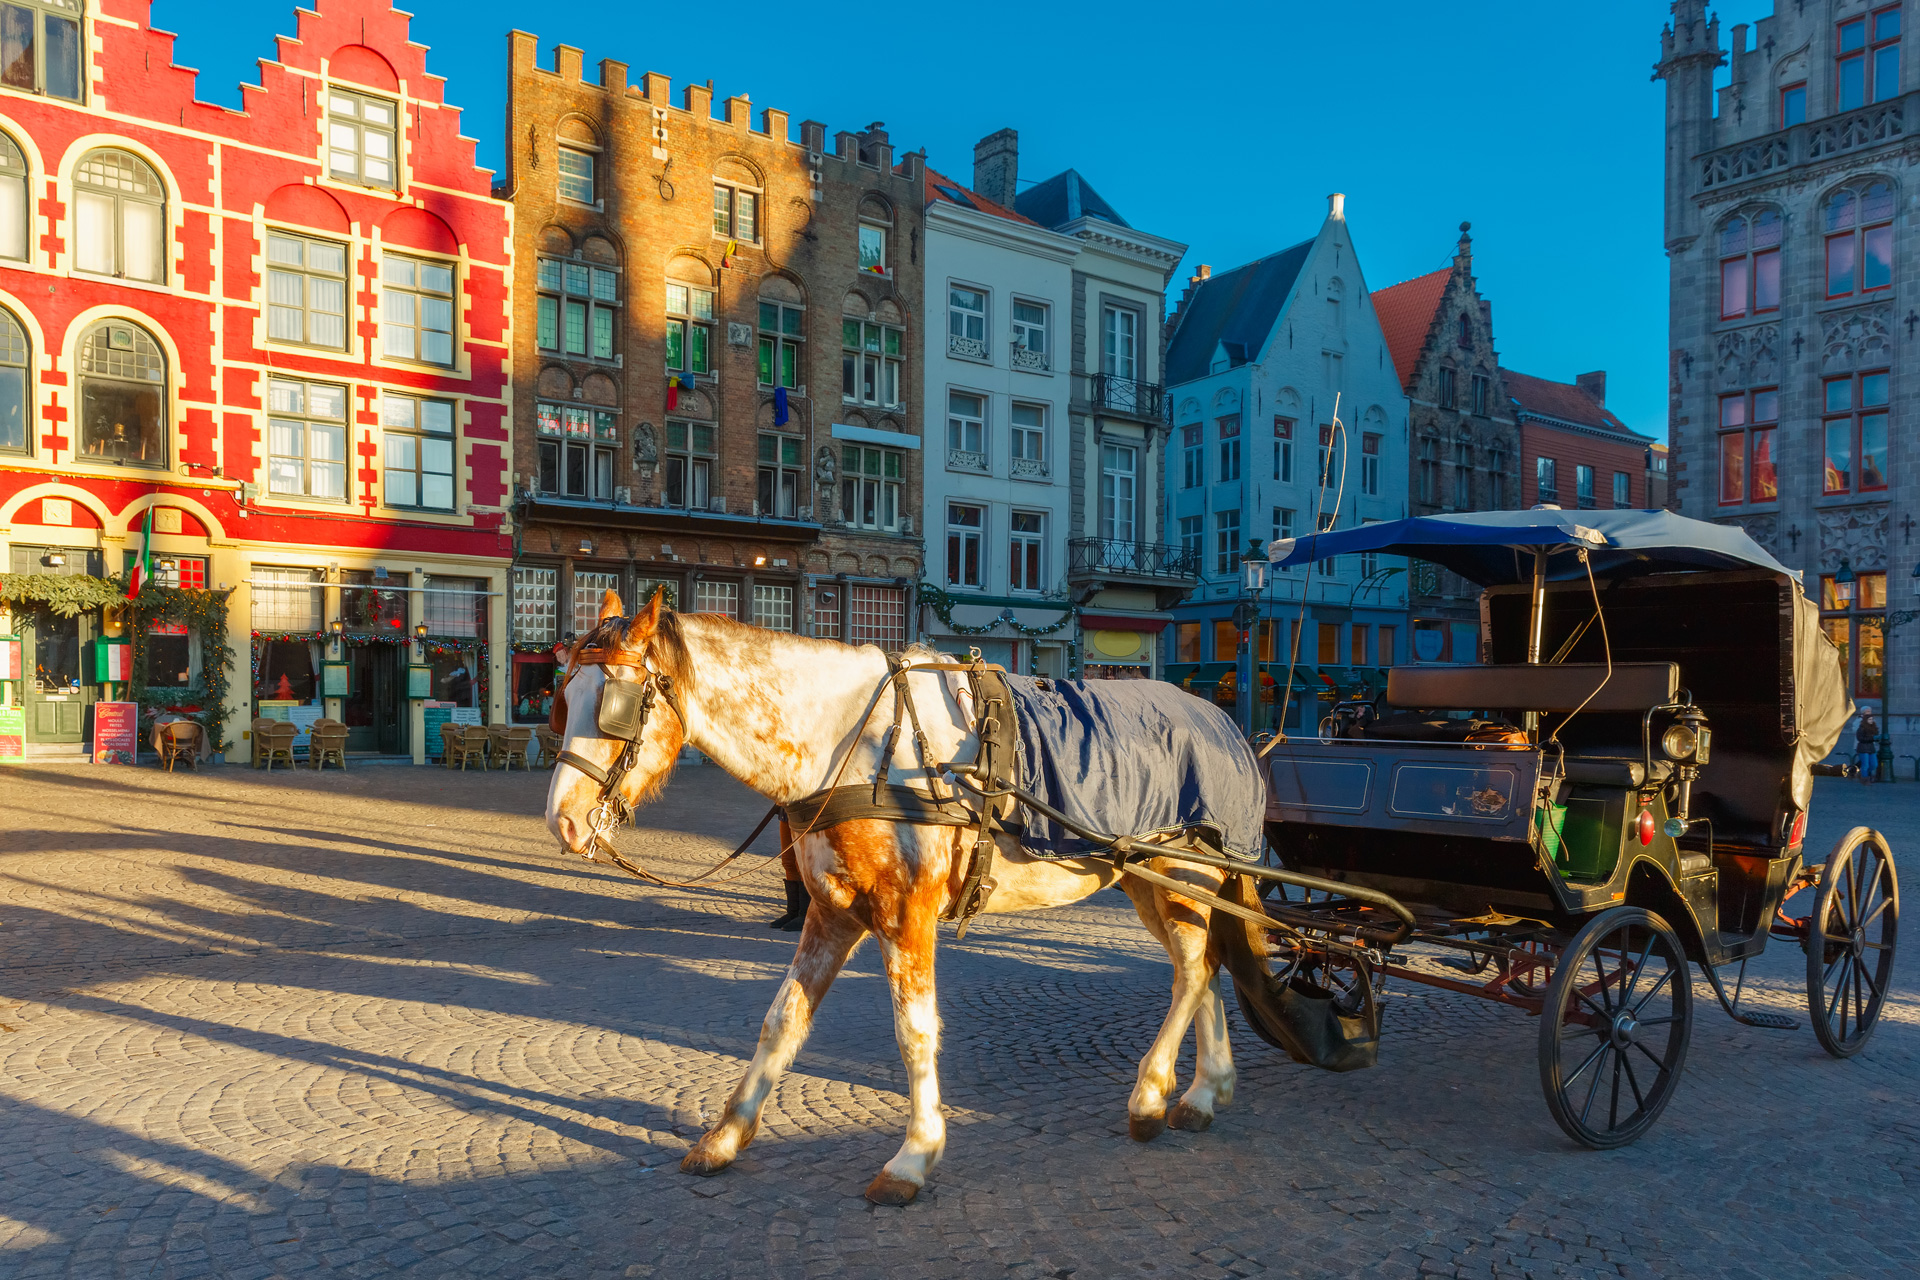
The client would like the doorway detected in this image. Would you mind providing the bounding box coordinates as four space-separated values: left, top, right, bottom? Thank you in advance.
342 644 405 754
22 606 94 742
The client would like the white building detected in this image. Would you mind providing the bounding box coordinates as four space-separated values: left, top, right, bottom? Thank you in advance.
918 159 1081 674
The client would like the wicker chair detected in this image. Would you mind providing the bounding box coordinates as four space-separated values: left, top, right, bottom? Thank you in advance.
251 718 278 768
492 726 533 771
439 720 463 768
308 718 348 772
159 720 203 772
451 725 490 771
534 726 563 769
259 720 298 771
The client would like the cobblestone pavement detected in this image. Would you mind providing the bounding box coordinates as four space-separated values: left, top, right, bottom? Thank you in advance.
0 762 1914 1280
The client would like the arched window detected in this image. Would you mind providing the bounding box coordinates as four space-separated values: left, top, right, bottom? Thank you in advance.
1719 208 1781 318
1 0 81 101
78 321 165 467
1825 182 1894 299
74 148 165 283
1456 310 1472 348
0 307 27 454
0 133 26 262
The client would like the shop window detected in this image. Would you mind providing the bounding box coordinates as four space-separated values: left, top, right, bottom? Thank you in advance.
1821 570 1887 699
757 299 802 388
570 570 619 635
78 321 165 467
327 87 397 188
946 502 984 589
250 566 323 631
536 402 619 501
665 280 713 374
712 182 759 242
848 585 906 647
841 444 902 530
511 566 557 645
691 580 739 619
1378 625 1396 664
1351 624 1369 667
812 584 840 639
665 418 716 510
0 304 27 455
267 377 349 502
383 394 457 510
267 232 349 349
751 584 793 631
511 652 556 724
1175 621 1201 664
540 258 620 361
1719 209 1782 318
757 431 802 518
74 148 165 283
1822 371 1888 495
423 576 487 639
340 570 407 634
1213 619 1238 663
0 0 81 101
1317 623 1339 664
382 254 455 366
1010 511 1044 592
0 132 26 262
255 637 315 703
842 319 903 407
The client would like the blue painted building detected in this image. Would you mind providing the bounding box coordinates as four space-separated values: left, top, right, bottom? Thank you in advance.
1160 194 1409 731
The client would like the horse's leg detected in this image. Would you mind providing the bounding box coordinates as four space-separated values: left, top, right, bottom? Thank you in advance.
1119 870 1221 1142
864 841 946 1207
1168 968 1235 1131
680 901 866 1176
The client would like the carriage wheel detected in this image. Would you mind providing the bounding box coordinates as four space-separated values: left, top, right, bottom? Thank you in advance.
1806 827 1899 1059
1538 907 1692 1150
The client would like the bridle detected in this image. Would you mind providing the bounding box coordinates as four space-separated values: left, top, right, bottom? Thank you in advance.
552 619 688 867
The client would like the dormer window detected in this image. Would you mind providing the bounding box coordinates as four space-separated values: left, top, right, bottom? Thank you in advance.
0 0 81 101
327 87 398 189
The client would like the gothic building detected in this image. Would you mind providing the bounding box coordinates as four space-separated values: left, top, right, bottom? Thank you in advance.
1657 0 1913 750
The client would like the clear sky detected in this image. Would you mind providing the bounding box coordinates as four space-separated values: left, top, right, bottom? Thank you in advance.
151 0 1781 445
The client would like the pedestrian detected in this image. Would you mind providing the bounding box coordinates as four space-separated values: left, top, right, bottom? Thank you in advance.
1855 708 1879 784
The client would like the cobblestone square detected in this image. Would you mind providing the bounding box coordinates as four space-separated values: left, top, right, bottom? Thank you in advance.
0 764 1914 1279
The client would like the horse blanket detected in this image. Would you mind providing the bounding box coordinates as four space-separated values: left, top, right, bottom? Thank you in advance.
999 674 1266 860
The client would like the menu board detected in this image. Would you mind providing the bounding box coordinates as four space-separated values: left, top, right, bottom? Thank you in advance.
423 703 482 759
0 704 24 763
261 702 324 750
93 701 139 765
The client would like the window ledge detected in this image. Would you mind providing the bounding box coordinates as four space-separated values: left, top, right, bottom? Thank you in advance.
556 197 605 213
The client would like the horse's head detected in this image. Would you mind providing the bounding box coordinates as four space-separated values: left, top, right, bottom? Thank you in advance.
544 586 688 857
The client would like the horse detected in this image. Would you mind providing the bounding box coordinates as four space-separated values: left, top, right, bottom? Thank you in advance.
544 589 1252 1206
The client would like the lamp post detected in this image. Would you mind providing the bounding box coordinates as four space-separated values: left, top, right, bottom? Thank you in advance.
1234 552 1268 738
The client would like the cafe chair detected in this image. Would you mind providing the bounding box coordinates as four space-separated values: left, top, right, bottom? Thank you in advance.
534 726 562 769
438 720 463 768
493 726 533 771
452 725 490 771
309 719 349 772
260 721 298 771
160 720 203 773
251 718 279 768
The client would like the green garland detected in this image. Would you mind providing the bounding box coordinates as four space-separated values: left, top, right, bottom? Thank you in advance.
0 572 126 617
919 584 1079 637
127 584 235 754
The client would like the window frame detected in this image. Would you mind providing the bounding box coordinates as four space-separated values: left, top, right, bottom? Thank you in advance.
1216 413 1241 483
1820 570 1888 699
1273 416 1294 483
1780 81 1807 127
1836 8 1901 110
1437 366 1456 411
534 402 620 503
265 375 351 503
711 181 761 244
665 278 714 375
1008 510 1045 593
1823 183 1894 300
381 252 457 367
0 132 28 263
0 303 29 457
1011 298 1048 364
841 319 903 408
858 221 887 274
1010 400 1046 477
0 0 81 101
1101 305 1138 380
1100 442 1137 542
265 230 350 351
325 85 399 190
840 444 904 532
1613 471 1632 509
945 501 985 589
663 417 718 511
1470 372 1490 417
1536 455 1557 503
756 299 803 389
1720 208 1783 318
77 320 167 469
381 392 458 512
1717 386 1780 506
1181 423 1203 489
557 147 596 205
1821 369 1889 496
1214 508 1242 575
947 284 988 359
756 430 803 518
1361 432 1381 497
1178 514 1203 564
1575 463 1595 508
73 147 166 284
945 388 986 468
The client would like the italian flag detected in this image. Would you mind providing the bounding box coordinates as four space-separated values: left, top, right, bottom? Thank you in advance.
125 507 153 598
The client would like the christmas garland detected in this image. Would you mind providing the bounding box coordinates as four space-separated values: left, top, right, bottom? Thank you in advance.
127 584 235 754
919 584 1079 637
0 572 126 617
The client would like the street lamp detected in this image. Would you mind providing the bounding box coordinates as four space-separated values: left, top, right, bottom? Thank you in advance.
1834 558 1857 607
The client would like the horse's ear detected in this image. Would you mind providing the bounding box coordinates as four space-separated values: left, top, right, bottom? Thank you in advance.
625 586 664 644
598 588 624 622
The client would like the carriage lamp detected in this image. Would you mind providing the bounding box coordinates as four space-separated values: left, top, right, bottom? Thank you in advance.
1660 703 1712 838
1833 559 1857 607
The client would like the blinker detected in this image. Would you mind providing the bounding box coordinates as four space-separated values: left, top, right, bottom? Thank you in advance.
598 676 654 742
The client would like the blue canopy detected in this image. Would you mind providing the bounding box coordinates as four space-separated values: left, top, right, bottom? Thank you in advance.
1267 509 1793 586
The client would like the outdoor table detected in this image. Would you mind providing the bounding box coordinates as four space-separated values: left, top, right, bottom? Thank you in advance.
151 712 214 762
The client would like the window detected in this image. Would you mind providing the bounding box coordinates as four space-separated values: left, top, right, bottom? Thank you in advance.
538 258 620 362
665 280 714 374
751 584 793 632
757 432 802 518
1836 8 1900 110
557 148 595 204
1717 388 1778 505
1437 367 1456 410
757 299 802 388
1456 312 1472 349
1012 300 1047 365
849 584 907 647
1010 511 1044 592
1272 507 1294 570
1100 444 1136 541
265 232 348 349
0 305 27 455
1179 515 1203 563
382 254 455 365
0 134 26 262
1011 402 1046 477
948 286 987 359
1418 436 1438 504
569 570 620 635
536 403 620 501
841 319 903 407
512 567 558 644
1351 624 1369 666
1214 619 1239 663
1453 439 1472 508
383 394 456 510
1378 625 1396 665
946 390 986 466
1823 371 1889 494
1102 306 1137 379
422 576 486 639
327 88 397 188
1470 373 1490 417
1536 455 1557 502
1781 81 1807 127
1575 464 1595 508
691 580 739 619
1215 509 1241 574
1317 424 1336 489
841 445 903 531
858 222 886 273
263 378 348 501
665 418 716 510
1273 417 1293 482
1318 623 1339 662
946 503 984 588
1822 570 1888 699
74 149 165 283
252 566 324 632
1489 448 1507 508
78 322 165 467
1613 471 1632 508
712 182 759 241
1175 621 1202 664
1182 424 1203 488
1720 209 1782 318
0 0 80 100
1825 184 1894 299
1359 433 1380 498
1217 414 1241 482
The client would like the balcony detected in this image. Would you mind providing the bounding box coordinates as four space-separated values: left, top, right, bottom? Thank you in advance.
1698 91 1910 194
948 333 988 361
1068 537 1199 582
947 449 988 473
1010 456 1048 481
1091 373 1162 420
1010 342 1048 372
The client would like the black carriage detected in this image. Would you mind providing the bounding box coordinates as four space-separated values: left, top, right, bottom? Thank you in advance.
1228 509 1899 1148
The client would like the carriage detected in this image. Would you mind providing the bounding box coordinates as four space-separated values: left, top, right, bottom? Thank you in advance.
1222 508 1900 1147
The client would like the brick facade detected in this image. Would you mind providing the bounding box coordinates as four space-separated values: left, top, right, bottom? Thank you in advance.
502 34 926 693
1506 370 1658 511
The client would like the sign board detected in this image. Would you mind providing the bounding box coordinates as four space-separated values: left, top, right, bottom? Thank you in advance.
1412 629 1446 662
260 701 324 750
95 639 132 683
0 636 20 681
407 664 432 699
423 701 455 755
321 662 349 696
93 701 138 765
0 704 24 763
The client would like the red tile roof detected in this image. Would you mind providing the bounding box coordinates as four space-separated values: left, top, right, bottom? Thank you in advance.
1372 266 1452 389
924 166 1038 226
1500 368 1645 439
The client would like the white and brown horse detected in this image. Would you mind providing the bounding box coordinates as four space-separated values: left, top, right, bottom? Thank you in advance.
545 590 1248 1205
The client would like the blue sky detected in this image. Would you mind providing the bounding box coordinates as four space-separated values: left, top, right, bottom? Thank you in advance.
153 0 1780 443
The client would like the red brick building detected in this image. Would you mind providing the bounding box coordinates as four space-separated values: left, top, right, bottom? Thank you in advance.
1505 369 1661 512
0 0 512 760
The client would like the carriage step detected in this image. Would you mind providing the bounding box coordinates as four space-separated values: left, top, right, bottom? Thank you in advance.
1732 1009 1797 1030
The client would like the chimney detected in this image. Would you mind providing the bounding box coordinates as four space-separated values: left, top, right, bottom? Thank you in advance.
1327 192 1345 220
973 128 1018 208
1576 371 1607 406
1193 264 1211 283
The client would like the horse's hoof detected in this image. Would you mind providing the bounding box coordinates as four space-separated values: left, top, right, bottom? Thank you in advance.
679 1146 732 1177
1167 1101 1213 1132
1128 1112 1167 1143
864 1172 920 1206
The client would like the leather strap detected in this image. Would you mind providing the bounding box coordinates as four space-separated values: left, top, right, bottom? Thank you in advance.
783 783 977 832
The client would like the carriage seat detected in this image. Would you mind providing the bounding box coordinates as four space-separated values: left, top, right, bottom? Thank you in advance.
1386 662 1679 715
1557 755 1675 789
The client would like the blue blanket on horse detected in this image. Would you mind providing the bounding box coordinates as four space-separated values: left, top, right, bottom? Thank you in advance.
1002 675 1266 860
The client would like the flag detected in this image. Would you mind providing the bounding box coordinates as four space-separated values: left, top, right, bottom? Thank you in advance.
667 373 694 412
773 386 789 426
125 507 153 598
865 263 887 275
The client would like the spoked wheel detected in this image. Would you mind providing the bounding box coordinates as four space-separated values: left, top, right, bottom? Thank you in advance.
1806 827 1899 1058
1538 907 1692 1149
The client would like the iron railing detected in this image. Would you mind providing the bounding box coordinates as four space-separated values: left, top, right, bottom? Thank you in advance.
1091 373 1162 419
1068 537 1199 579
